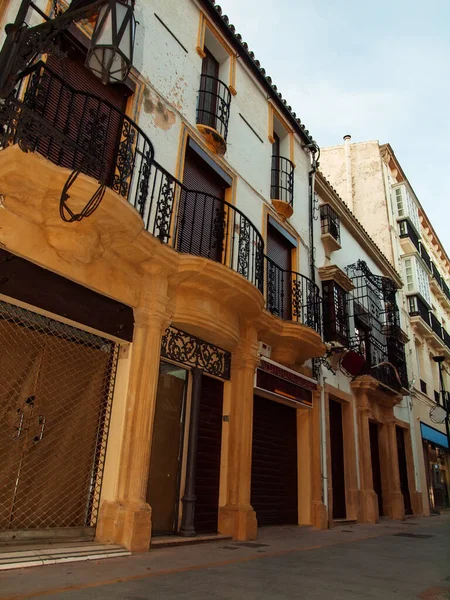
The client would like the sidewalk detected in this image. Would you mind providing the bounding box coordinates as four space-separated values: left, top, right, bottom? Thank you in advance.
0 515 448 600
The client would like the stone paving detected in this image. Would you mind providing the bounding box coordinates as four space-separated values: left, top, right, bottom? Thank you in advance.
0 515 449 599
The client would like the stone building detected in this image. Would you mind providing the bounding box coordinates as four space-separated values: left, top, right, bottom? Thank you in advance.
320 137 450 515
0 0 417 565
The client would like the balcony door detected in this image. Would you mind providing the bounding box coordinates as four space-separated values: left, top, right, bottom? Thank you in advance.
198 48 220 131
178 144 228 262
271 133 281 199
267 222 293 319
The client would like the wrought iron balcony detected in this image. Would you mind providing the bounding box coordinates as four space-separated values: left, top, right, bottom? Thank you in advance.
443 327 450 350
430 312 443 340
320 204 341 244
270 155 294 209
431 261 442 285
265 256 322 333
196 74 231 147
398 219 420 252
419 242 432 271
0 61 264 292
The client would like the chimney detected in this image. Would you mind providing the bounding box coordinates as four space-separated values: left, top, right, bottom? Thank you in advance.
343 134 353 211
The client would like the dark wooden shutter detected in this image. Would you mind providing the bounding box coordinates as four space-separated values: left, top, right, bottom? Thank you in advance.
251 396 298 527
329 399 346 519
178 147 227 262
34 54 128 184
267 223 293 319
369 421 384 517
396 426 412 515
194 375 223 534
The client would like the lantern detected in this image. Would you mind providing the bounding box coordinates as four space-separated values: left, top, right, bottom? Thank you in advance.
85 0 136 84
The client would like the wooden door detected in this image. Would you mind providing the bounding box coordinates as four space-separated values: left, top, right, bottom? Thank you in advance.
251 396 298 526
329 399 346 519
194 376 224 534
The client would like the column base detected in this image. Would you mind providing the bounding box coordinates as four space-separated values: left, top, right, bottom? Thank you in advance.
218 504 257 541
357 489 379 524
409 491 424 516
310 501 328 529
345 488 359 522
386 491 405 520
96 500 152 552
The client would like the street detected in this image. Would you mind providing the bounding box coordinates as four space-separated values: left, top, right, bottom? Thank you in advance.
0 515 449 599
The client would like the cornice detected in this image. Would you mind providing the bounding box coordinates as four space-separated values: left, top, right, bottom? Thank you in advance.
318 265 354 292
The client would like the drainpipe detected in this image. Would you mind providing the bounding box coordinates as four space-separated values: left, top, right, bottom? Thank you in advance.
305 143 320 283
343 134 353 212
319 368 329 513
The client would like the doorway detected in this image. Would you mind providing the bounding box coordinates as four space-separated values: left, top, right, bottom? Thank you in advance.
329 399 346 519
396 426 412 515
369 421 383 517
146 362 188 535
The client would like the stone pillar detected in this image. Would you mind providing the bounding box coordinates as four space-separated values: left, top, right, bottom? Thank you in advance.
383 417 405 520
310 389 328 528
96 274 171 551
355 393 378 524
218 327 259 541
179 368 203 537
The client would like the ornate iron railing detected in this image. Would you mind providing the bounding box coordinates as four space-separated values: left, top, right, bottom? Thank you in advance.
443 327 450 350
430 312 443 340
0 61 154 215
431 261 442 286
265 256 322 333
270 155 294 207
196 74 231 142
398 219 420 251
419 242 432 271
320 204 341 243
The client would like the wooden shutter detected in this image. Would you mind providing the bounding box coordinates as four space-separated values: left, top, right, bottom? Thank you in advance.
251 396 298 527
178 147 228 262
267 223 293 319
194 376 223 534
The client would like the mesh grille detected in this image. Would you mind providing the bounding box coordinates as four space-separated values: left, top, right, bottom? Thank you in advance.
0 300 118 531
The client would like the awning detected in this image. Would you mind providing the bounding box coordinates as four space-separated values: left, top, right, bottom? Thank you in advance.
420 422 449 449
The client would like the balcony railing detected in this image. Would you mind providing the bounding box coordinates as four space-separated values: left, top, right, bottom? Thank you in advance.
419 242 432 271
270 155 294 207
430 312 443 339
408 295 431 326
443 327 450 350
0 62 327 335
399 219 420 251
431 261 442 285
1 62 263 292
196 74 231 143
265 256 322 333
320 204 341 244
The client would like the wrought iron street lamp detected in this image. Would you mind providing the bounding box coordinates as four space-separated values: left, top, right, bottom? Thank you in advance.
0 0 136 99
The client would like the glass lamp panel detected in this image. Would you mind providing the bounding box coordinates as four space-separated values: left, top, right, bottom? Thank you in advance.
93 5 113 45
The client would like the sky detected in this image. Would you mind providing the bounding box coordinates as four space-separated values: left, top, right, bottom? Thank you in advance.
220 0 450 252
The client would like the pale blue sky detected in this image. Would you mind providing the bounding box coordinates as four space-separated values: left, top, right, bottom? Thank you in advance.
221 0 450 251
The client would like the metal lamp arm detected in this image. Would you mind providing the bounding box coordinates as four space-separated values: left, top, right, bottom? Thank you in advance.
0 0 105 99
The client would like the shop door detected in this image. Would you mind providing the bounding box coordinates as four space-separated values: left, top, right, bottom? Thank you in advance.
178 146 228 263
396 426 412 515
194 376 224 534
0 301 117 538
266 222 293 320
329 399 346 519
369 421 384 517
146 363 188 535
251 396 298 526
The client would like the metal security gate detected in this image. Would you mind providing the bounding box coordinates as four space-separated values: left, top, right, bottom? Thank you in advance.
0 300 118 538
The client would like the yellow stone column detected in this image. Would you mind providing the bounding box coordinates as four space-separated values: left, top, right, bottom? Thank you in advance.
354 388 378 524
218 327 259 541
383 416 405 520
96 273 171 551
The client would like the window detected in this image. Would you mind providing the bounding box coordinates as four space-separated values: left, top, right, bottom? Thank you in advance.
196 14 237 94
408 296 418 314
398 220 408 236
322 281 349 345
404 258 414 292
395 187 404 217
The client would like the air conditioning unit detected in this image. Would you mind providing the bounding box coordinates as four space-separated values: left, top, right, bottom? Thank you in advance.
258 341 272 359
